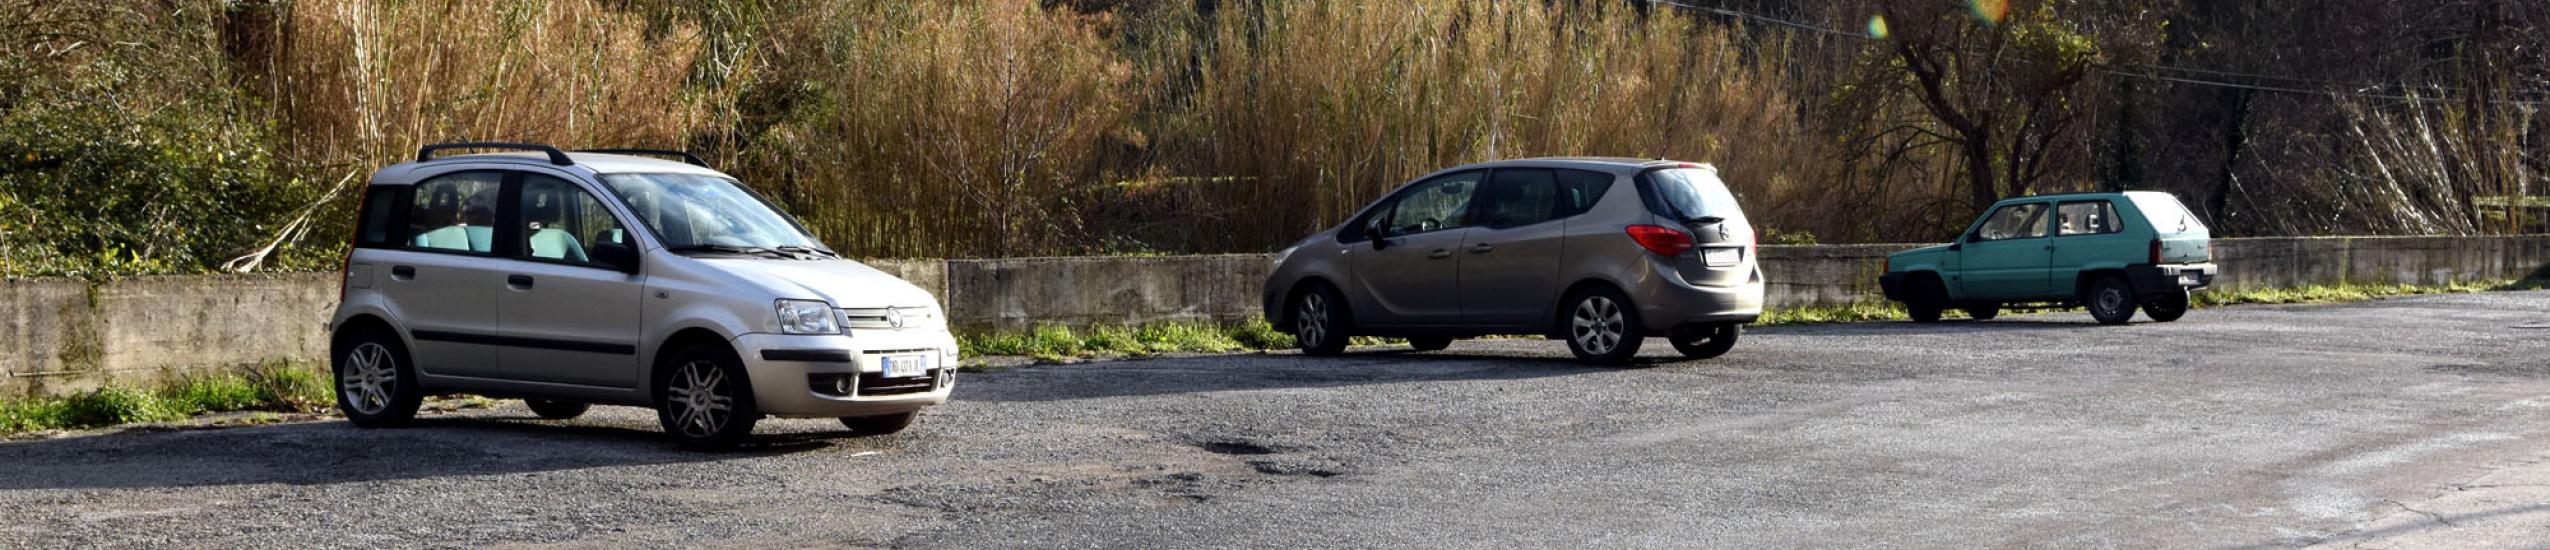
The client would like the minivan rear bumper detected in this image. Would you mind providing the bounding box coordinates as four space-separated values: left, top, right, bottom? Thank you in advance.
1633 262 1765 331
2127 263 2218 294
731 331 958 418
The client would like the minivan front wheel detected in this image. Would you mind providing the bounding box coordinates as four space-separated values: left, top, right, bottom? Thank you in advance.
657 345 761 450
1564 288 1645 365
2086 276 2140 325
334 330 422 428
1669 323 1740 360
525 399 590 420
1292 285 1351 356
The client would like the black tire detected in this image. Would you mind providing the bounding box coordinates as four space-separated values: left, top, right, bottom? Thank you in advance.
2085 276 2139 325
2144 288 2190 322
1669 324 1741 360
839 411 919 437
1906 277 1948 323
1963 305 2001 321
525 399 590 420
333 328 423 428
656 343 761 450
1408 336 1454 352
1561 287 1645 365
1291 284 1352 356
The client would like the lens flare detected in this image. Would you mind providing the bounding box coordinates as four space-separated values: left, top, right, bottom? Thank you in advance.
1867 15 1889 39
1969 0 2009 24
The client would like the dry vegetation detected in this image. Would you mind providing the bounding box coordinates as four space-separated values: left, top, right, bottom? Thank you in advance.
0 0 2541 273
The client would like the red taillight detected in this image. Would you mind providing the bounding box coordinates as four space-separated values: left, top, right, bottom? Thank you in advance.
1626 225 1695 257
339 190 371 304
2148 239 2163 264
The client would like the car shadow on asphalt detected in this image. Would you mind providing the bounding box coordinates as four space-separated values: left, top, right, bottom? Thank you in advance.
0 414 847 491
1762 317 2120 336
961 348 1626 403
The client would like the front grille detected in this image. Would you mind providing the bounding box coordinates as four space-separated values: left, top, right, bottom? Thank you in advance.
837 307 943 330
858 369 943 397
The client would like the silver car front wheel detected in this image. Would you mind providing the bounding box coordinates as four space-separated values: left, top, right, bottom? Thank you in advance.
666 360 735 439
1293 286 1350 356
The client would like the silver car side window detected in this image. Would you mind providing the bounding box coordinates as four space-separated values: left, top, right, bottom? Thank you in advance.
1385 172 1484 236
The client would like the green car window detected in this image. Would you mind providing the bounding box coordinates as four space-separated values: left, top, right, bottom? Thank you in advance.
2057 201 2120 236
1974 203 2049 241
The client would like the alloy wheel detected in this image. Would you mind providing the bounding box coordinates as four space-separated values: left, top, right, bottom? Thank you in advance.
666 360 734 439
1297 293 1330 349
1571 296 1626 355
341 342 396 416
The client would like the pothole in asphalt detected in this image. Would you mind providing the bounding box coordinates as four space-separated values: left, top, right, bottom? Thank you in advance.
1247 460 1344 478
1193 439 1285 456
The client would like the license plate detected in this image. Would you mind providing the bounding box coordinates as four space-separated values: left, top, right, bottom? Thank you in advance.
881 354 929 378
1702 247 1742 266
2178 274 2201 286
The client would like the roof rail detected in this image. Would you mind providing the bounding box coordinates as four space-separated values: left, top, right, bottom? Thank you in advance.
417 142 573 166
578 148 709 168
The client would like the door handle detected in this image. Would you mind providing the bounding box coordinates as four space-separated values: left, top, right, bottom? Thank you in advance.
1468 243 1496 254
390 266 416 279
507 274 535 289
1427 249 1453 259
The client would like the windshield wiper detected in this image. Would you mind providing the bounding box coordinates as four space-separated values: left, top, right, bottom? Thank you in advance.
667 244 791 258
773 245 840 259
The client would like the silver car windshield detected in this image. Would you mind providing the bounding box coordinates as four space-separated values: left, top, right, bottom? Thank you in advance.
599 173 828 254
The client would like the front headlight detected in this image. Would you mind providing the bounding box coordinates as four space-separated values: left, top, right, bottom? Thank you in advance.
775 299 840 335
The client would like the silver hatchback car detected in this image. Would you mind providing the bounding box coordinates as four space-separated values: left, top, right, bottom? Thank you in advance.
1262 158 1765 364
329 143 957 449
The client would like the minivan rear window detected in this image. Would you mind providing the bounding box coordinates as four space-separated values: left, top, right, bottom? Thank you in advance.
1638 168 1747 225
2129 193 2208 235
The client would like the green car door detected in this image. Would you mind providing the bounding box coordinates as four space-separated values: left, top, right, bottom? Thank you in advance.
2046 199 2140 297
1956 201 2053 299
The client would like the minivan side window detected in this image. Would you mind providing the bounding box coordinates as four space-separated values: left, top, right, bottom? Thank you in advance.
405 172 504 254
1973 203 2049 241
1384 171 1484 236
1472 169 1559 229
1554 169 1615 218
517 175 629 266
2056 201 2120 236
354 187 405 249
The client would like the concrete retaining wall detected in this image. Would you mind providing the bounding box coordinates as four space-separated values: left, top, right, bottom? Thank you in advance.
7 236 2546 397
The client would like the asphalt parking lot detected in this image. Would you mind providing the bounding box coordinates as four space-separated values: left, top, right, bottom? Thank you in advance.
8 292 2550 549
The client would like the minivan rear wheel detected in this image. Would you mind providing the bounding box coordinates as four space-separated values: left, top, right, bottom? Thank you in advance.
657 344 761 450
525 399 589 420
334 329 422 428
1669 324 1740 360
839 411 919 436
1292 285 1352 356
1563 288 1645 365
1408 336 1454 352
2086 276 2139 325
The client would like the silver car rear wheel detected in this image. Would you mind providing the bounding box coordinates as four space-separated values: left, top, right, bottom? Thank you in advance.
1562 289 1644 364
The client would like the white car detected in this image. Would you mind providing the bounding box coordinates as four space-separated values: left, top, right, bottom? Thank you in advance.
328 143 956 449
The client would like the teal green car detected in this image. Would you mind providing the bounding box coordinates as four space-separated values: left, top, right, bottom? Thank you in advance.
1878 191 2217 325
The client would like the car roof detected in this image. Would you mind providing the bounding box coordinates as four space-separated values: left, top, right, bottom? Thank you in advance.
1996 190 2173 203
1432 157 1709 176
367 151 731 186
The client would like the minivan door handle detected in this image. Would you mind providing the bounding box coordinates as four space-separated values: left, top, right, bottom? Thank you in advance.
1427 249 1453 260
1468 243 1496 254
390 266 416 279
506 274 535 290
